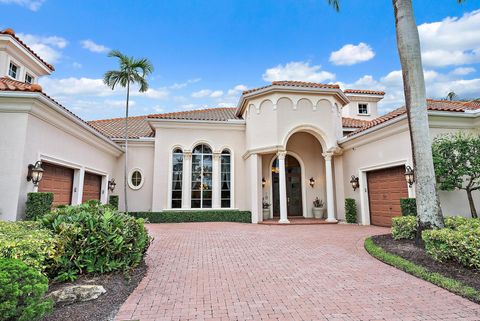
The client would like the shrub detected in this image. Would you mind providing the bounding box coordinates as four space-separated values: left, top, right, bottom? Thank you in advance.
129 210 251 223
108 195 119 209
25 192 53 220
0 221 57 272
400 198 417 216
344 198 357 223
444 216 480 230
41 202 150 281
423 227 480 270
391 216 417 240
0 258 53 321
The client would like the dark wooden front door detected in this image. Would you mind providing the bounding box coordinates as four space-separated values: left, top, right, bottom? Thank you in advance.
272 155 303 217
38 162 74 207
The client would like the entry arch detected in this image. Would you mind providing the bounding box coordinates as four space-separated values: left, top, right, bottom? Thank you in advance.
281 124 331 152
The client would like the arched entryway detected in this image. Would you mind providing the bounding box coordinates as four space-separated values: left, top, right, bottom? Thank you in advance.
272 154 303 217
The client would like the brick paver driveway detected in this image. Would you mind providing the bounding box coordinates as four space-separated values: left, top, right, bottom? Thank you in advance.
116 223 479 321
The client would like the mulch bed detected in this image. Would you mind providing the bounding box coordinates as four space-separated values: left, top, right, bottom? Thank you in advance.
41 261 147 321
372 234 480 292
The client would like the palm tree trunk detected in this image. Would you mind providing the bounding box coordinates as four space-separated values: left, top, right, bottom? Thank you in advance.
392 0 444 242
466 189 478 218
124 80 130 214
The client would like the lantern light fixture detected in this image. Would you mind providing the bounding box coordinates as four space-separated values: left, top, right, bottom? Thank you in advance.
262 177 266 188
108 178 117 192
350 175 360 191
309 177 315 188
26 161 44 186
405 165 415 187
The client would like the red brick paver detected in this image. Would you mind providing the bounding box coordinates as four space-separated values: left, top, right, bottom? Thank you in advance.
116 223 479 321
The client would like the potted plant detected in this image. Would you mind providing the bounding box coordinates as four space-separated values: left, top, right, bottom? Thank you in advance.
312 197 326 219
262 197 271 220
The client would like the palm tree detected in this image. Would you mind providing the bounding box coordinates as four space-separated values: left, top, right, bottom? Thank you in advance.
445 91 458 101
327 0 465 239
104 50 154 214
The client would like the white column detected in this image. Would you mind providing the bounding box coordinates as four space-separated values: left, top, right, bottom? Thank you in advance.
182 151 192 208
212 152 221 208
323 152 337 222
248 153 262 223
72 167 85 205
277 151 289 224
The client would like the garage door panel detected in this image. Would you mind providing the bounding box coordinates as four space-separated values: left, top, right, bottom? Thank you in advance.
82 173 102 203
38 163 74 207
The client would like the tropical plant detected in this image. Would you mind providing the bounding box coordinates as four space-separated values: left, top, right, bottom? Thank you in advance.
444 91 458 101
344 198 357 223
432 132 480 218
104 50 154 213
25 192 53 220
313 197 324 208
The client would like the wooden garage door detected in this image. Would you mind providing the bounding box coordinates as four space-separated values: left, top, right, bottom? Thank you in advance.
367 166 408 227
38 162 74 207
82 172 102 203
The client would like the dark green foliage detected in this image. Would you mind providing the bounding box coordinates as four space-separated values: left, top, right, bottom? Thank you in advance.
400 198 417 216
25 192 53 220
108 195 119 209
344 198 357 223
0 258 53 321
129 210 251 223
41 202 150 281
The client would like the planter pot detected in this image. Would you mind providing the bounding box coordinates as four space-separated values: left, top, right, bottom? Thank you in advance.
263 209 271 220
312 207 326 219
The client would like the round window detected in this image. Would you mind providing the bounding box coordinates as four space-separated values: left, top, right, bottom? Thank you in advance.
128 169 144 190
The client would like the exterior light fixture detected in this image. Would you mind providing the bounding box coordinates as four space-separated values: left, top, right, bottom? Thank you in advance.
309 177 315 188
350 175 359 191
108 178 117 192
262 177 266 188
26 161 44 186
405 165 415 187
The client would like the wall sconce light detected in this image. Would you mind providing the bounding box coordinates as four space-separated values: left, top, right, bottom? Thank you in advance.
262 177 266 188
404 165 415 187
309 177 315 188
350 175 359 191
26 161 44 186
108 178 117 192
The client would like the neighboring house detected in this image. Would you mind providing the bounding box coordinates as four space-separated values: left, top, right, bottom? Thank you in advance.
1 29 479 225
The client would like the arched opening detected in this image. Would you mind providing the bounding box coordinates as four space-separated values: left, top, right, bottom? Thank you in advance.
271 154 303 217
191 143 213 208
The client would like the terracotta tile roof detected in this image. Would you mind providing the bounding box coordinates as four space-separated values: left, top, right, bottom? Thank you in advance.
348 99 480 137
342 117 370 128
89 107 241 139
344 89 385 95
0 76 43 92
1 28 55 71
243 81 340 95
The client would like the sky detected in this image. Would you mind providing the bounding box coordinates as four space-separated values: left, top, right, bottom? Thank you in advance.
1 0 480 120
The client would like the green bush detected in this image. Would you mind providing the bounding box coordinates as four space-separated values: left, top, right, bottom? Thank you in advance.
0 221 57 272
41 202 150 281
391 216 417 240
422 227 480 270
129 210 251 223
344 198 357 223
25 192 53 220
400 198 417 216
444 216 480 230
108 195 119 209
0 258 52 321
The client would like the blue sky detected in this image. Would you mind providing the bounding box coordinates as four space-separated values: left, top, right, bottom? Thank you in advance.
1 0 479 120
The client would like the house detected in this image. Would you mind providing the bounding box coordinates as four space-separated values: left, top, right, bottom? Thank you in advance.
1 29 479 226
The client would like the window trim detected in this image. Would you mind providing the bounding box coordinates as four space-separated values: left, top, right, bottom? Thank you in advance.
25 73 34 84
171 148 183 208
357 103 369 115
128 168 144 190
8 61 19 79
191 143 213 209
220 149 232 208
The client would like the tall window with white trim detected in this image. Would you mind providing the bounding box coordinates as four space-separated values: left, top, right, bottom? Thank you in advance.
220 149 231 208
191 144 212 208
171 148 183 208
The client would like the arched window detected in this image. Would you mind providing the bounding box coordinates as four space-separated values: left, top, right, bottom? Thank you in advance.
221 149 231 208
191 144 212 208
171 148 183 208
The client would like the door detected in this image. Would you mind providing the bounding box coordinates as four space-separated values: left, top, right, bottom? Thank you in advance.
367 166 408 227
272 154 303 217
38 162 74 207
82 172 102 202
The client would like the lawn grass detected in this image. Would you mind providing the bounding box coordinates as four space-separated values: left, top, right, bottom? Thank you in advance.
364 237 480 304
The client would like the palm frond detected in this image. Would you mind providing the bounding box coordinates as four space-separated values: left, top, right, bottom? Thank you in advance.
327 0 340 12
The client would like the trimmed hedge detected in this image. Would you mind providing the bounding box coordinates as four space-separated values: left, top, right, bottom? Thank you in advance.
108 195 119 210
391 216 416 240
129 210 251 223
344 198 357 223
25 192 53 220
0 221 57 272
0 258 52 321
400 198 417 216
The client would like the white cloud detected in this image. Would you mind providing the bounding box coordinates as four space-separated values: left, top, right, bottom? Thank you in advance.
227 84 248 96
72 62 82 69
17 33 67 63
419 10 480 67
40 77 112 96
451 67 476 76
104 99 135 107
80 39 110 53
263 61 335 82
191 89 224 98
210 90 223 98
0 0 44 11
131 87 169 99
329 43 375 66
169 78 201 89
